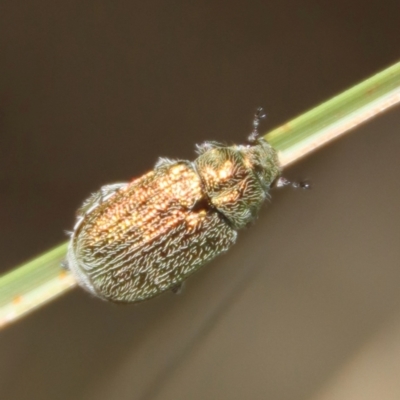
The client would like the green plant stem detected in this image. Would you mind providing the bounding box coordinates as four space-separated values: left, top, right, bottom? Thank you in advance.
0 243 75 328
266 62 400 165
1 61 400 329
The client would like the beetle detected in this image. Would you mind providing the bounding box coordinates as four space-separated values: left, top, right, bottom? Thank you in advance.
66 108 282 303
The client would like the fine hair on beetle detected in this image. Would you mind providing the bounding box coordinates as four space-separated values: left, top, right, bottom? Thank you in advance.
65 108 306 304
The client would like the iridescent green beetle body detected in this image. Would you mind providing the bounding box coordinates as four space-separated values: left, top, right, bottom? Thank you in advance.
67 112 281 303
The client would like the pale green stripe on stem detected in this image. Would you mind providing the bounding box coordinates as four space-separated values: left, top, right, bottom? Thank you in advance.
0 243 75 328
266 62 400 165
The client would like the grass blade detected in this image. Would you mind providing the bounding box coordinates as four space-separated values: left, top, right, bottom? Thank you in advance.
1 61 400 329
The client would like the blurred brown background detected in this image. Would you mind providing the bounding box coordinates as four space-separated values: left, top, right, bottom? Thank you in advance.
1 1 400 399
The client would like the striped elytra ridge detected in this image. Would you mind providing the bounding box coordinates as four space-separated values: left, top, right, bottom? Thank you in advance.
67 112 281 303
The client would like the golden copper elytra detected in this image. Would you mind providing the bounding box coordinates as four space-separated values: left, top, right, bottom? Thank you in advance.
66 109 281 303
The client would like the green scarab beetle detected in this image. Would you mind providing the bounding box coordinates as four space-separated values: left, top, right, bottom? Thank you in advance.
66 108 281 303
